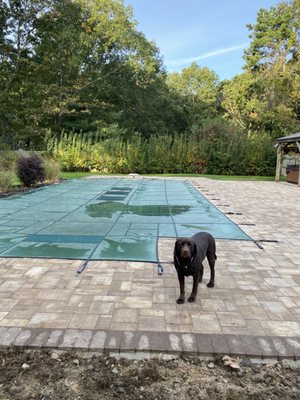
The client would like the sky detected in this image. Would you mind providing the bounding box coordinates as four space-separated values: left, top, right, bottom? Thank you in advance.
124 0 280 80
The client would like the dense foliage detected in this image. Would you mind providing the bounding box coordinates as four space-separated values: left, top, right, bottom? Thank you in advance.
0 0 299 174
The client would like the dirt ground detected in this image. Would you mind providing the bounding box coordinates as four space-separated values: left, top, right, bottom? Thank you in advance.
0 348 300 400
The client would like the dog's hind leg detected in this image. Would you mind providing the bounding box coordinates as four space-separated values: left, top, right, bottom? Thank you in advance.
199 263 204 283
206 253 216 288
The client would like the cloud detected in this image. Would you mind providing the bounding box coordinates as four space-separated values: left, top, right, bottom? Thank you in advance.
168 43 249 67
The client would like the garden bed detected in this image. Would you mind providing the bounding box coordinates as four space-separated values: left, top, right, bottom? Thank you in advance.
0 348 300 400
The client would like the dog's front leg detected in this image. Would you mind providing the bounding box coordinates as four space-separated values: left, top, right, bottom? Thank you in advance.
188 273 199 303
176 273 185 304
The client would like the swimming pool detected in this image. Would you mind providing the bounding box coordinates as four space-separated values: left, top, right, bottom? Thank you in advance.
0 178 251 262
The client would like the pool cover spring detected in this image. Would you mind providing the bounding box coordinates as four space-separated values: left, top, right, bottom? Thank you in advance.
0 178 251 262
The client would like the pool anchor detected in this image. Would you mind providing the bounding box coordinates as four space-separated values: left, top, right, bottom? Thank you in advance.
77 259 89 275
157 260 174 275
157 263 164 275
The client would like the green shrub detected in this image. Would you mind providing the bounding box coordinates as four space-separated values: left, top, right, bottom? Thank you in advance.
44 158 61 181
0 170 17 193
16 154 46 187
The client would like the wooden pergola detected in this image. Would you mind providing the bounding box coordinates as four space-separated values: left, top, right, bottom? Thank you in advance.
275 132 300 185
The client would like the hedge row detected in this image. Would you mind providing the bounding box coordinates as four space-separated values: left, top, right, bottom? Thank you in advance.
48 130 276 176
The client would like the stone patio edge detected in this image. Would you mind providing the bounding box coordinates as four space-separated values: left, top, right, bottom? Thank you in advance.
0 327 300 361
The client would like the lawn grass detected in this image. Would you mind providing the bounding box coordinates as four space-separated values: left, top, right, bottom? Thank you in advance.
147 174 278 181
59 171 102 179
60 171 280 181
205 174 282 181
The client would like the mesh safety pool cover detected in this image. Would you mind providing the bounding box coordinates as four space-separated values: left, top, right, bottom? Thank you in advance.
0 178 251 262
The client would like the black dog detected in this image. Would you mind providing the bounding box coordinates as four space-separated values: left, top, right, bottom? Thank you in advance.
173 232 217 304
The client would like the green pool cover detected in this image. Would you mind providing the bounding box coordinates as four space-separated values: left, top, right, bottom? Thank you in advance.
0 178 251 262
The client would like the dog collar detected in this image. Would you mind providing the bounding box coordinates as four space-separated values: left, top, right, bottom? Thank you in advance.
175 255 195 269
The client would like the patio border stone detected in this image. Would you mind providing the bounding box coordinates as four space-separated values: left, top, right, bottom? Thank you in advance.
1 327 300 360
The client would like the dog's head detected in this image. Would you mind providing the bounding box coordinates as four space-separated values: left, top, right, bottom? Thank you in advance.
174 237 197 261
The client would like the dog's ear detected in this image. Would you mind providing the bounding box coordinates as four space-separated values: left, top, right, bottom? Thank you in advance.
174 239 181 254
174 238 185 256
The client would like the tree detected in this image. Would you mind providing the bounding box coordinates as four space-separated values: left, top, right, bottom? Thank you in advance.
221 72 259 134
167 63 220 129
222 0 300 137
0 0 50 147
222 65 300 138
0 0 170 147
244 0 300 71
33 0 165 140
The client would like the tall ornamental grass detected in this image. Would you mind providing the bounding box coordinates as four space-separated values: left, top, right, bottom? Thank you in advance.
0 170 17 193
47 129 276 176
43 158 61 181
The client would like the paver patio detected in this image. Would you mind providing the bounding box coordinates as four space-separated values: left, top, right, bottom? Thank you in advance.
0 177 299 359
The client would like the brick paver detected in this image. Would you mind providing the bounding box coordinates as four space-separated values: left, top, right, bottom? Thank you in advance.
0 178 299 359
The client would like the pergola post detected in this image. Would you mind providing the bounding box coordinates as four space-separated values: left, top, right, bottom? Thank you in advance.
297 141 300 186
275 143 282 182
